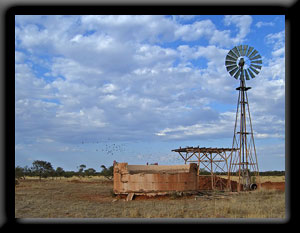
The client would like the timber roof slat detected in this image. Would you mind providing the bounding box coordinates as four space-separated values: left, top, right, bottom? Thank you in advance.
172 147 238 153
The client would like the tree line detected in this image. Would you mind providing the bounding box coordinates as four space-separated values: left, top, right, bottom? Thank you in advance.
16 160 285 184
15 160 114 182
199 169 285 176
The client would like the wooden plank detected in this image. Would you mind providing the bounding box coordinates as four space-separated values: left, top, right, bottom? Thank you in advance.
126 193 135 201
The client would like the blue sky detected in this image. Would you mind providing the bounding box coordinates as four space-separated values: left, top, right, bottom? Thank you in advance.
15 15 285 172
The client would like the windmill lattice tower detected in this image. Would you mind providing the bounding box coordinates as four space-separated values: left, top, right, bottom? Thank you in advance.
225 45 262 191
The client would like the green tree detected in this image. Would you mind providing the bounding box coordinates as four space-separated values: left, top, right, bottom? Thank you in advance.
100 165 113 180
55 167 65 179
31 160 54 181
84 168 96 177
23 165 32 177
77 164 86 178
63 171 76 178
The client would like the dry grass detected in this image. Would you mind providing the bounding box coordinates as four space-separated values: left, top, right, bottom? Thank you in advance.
23 175 109 181
220 175 285 183
15 176 285 219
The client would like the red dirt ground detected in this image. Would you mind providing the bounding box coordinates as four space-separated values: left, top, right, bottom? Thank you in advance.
261 181 285 191
68 179 113 185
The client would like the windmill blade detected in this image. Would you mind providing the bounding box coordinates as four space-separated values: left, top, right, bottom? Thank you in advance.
229 66 239 76
225 60 237 66
228 50 238 59
250 64 262 70
246 47 254 57
251 60 262 64
226 64 237 72
249 50 258 59
242 45 248 56
249 66 260 75
226 54 236 62
244 69 250 80
250 54 262 61
237 45 243 56
232 47 241 57
234 68 241 79
247 68 256 78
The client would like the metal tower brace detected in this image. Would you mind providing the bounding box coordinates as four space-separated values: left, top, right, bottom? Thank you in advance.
229 74 261 191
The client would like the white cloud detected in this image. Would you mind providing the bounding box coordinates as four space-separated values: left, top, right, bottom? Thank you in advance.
15 63 56 102
14 15 285 158
101 83 119 93
224 15 253 43
156 111 235 139
255 21 275 28
272 47 285 57
134 44 178 68
175 19 215 41
174 19 234 47
15 51 26 63
81 15 177 43
265 30 285 51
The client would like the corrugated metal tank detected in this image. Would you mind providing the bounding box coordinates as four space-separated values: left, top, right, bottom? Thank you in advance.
113 163 198 194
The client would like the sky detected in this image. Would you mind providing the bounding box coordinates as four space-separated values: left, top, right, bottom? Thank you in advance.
15 15 285 172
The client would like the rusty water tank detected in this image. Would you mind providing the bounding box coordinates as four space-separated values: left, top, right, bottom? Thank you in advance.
113 163 198 195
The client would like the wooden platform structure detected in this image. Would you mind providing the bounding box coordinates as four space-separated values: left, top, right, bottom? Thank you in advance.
172 146 239 190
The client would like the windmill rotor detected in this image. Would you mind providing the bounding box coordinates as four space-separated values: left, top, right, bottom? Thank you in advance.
225 45 262 80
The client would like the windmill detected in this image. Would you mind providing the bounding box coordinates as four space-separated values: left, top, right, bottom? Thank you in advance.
225 45 262 191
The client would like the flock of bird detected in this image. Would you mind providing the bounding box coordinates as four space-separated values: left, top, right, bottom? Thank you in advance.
78 138 127 156
75 138 184 163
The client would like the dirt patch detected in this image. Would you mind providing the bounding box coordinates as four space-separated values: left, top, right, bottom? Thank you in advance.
261 181 285 191
68 179 113 185
133 194 171 201
79 194 113 203
116 192 196 201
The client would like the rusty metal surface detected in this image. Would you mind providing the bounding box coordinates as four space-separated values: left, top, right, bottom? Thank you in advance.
113 163 198 194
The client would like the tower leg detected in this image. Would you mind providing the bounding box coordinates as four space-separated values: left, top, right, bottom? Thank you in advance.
229 79 260 191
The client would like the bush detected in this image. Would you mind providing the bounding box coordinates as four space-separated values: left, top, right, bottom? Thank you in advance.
100 165 114 180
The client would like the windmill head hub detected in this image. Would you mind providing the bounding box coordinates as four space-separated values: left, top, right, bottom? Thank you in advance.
237 56 251 69
225 45 262 80
238 57 245 68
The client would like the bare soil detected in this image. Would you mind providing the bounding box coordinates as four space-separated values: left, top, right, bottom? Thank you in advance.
261 181 285 191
